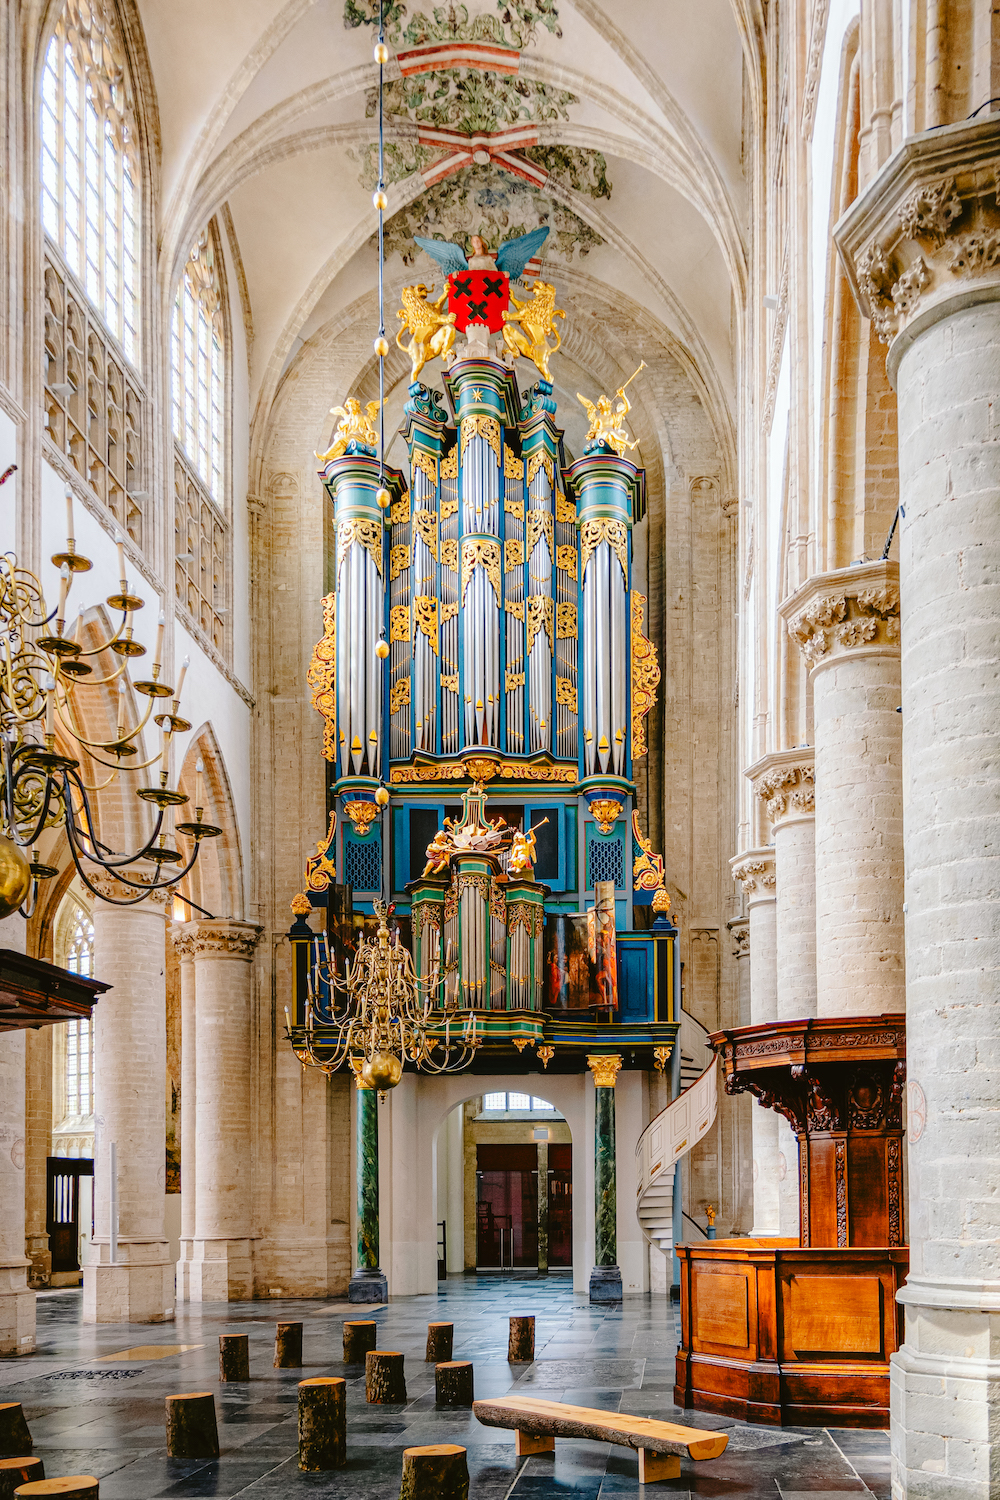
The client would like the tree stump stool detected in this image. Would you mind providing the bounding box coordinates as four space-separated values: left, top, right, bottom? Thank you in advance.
298 1377 347 1472
0 1457 43 1500
274 1322 303 1369
425 1322 453 1362
343 1320 377 1364
398 1444 469 1500
219 1334 250 1382
435 1361 474 1407
165 1392 220 1458
13 1481 98 1498
366 1350 407 1403
508 1316 535 1363
0 1408 31 1456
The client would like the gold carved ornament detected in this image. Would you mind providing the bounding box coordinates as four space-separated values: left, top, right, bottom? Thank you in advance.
587 1053 623 1088
504 496 525 521
556 602 577 639
441 449 458 481
576 362 645 459
290 891 312 916
507 900 544 936
555 676 577 710
504 539 524 571
461 414 501 464
580 519 628 580
501 281 566 381
537 1044 555 1070
526 451 555 488
343 800 380 837
505 669 525 691
306 592 337 762
461 538 502 605
506 599 525 622
556 544 578 580
440 601 458 622
411 449 439 487
389 544 410 582
396 283 457 383
316 397 381 464
441 673 458 693
440 538 458 570
525 595 554 654
337 518 384 579
304 811 337 893
413 508 438 561
390 759 577 785
525 511 554 561
390 492 411 526
389 605 410 643
632 809 670 911
504 447 524 480
555 491 575 524
389 677 411 715
413 596 439 655
590 798 622 835
630 593 660 759
653 1046 671 1073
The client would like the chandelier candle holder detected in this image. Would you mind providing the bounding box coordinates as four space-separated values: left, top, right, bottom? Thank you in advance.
0 476 220 915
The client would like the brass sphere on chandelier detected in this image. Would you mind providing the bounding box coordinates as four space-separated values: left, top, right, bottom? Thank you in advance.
0 837 32 919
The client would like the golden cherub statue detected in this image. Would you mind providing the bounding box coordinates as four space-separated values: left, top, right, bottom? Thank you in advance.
316 397 381 464
577 361 646 459
397 283 457 382
502 280 565 381
422 826 452 877
509 827 538 876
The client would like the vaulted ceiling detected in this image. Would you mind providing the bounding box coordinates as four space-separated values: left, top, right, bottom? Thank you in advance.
137 0 748 459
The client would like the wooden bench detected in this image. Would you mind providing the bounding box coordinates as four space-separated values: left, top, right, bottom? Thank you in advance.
473 1396 728 1484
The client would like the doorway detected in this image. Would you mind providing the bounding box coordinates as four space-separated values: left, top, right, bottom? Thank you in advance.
548 1143 573 1267
476 1144 538 1268
46 1156 93 1275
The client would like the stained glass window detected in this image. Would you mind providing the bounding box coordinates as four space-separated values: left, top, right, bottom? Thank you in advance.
171 232 225 503
40 0 140 363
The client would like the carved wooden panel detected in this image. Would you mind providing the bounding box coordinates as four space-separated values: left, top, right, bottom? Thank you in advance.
785 1274 883 1358
692 1268 751 1353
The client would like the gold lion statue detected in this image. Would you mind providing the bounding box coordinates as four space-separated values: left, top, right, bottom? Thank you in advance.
397 283 457 383
315 397 381 464
502 280 565 380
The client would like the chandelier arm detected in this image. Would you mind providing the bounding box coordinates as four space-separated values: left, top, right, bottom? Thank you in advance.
62 765 168 866
54 680 156 752
67 611 133 660
1 642 44 728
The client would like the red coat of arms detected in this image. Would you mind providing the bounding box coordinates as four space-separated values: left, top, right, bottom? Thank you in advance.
446 269 510 334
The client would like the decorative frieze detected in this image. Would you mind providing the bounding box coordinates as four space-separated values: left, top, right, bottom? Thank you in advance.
780 561 899 670
189 920 262 960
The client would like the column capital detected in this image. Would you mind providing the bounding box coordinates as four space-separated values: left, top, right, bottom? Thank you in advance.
835 116 1000 379
587 1054 622 1088
780 560 899 673
746 748 815 828
189 919 262 961
89 871 172 909
727 916 750 959
729 847 776 898
170 921 197 960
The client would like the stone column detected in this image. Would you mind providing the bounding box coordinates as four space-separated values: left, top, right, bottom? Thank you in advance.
350 1079 387 1303
730 850 780 1234
536 1139 548 1274
587 1053 622 1303
83 879 173 1324
781 563 903 1018
188 920 261 1302
24 1028 52 1288
0 912 33 1353
172 926 196 1301
836 115 1000 1500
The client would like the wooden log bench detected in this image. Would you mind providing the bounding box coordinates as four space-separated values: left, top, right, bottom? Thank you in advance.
473 1396 728 1484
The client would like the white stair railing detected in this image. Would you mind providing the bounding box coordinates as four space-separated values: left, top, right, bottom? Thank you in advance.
635 1021 718 1257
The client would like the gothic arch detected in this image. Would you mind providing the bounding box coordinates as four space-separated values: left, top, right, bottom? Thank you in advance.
176 723 244 920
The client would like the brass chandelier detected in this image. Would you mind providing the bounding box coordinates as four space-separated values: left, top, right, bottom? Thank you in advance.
0 469 220 916
286 901 480 1095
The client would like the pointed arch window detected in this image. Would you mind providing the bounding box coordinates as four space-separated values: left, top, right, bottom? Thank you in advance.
172 231 225 504
40 0 140 362
53 896 96 1152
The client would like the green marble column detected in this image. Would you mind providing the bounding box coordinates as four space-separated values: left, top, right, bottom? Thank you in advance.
536 1140 549 1275
349 1082 387 1303
588 1055 623 1303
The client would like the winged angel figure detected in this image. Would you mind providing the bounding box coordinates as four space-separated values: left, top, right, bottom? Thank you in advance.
414 226 551 280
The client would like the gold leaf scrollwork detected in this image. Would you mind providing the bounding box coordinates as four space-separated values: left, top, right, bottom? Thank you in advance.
389 676 411 715
412 449 438 486
440 601 459 622
555 676 577 710
526 451 555 488
506 599 525 622
461 414 501 463
389 605 410 643
525 510 554 560
305 812 338 891
631 591 660 759
505 538 524 571
390 492 411 526
389 544 410 581
504 446 524 480
461 538 502 606
337 518 383 577
343 799 380 837
632 809 670 911
555 491 575 523
440 495 458 518
440 538 458 570
390 759 577 785
441 673 458 693
441 448 458 480
580 518 628 580
306 591 337 762
413 595 439 655
505 669 525 690
556 602 577 639
526 595 554 654
413 507 438 561
556 544 578 579
504 496 525 521
590 798 623 836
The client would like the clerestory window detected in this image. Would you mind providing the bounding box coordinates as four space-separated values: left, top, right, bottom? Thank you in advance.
171 232 225 505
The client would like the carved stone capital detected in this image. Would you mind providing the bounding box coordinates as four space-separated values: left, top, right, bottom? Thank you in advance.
170 921 197 960
746 748 815 827
189 919 263 961
780 560 899 672
729 847 776 896
835 117 1000 376
587 1054 623 1088
727 917 750 958
88 871 172 910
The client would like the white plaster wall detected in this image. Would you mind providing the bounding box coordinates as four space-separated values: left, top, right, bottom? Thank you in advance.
615 1070 649 1295
0 409 17 556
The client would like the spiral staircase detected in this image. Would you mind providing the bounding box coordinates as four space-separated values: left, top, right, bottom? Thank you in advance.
635 1010 718 1258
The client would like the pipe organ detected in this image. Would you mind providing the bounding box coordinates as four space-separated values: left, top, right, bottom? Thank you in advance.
306 274 671 1020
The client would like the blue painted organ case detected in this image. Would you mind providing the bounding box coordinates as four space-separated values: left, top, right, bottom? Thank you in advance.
311 348 672 1020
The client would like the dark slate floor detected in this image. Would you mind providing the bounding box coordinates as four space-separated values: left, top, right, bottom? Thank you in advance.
0 1278 890 1498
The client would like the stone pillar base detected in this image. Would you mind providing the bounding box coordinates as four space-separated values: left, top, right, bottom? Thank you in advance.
188 1239 252 1302
0 1261 35 1354
349 1267 388 1304
25 1234 51 1291
589 1265 622 1303
82 1243 174 1323
176 1238 194 1303
891 1296 1000 1500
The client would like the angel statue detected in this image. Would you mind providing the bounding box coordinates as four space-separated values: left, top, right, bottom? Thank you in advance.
577 361 647 460
315 396 381 464
508 817 547 876
411 226 551 339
